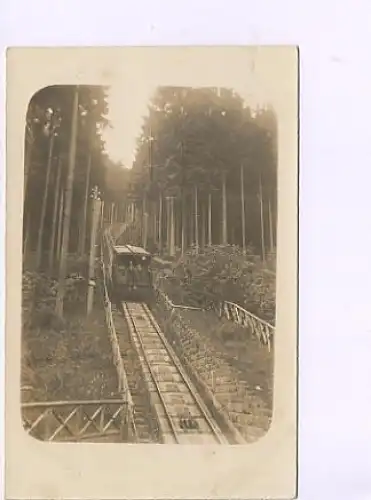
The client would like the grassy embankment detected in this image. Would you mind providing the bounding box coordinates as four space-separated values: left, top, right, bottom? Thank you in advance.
21 255 119 404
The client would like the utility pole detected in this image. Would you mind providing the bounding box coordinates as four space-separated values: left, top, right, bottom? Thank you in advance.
87 185 101 315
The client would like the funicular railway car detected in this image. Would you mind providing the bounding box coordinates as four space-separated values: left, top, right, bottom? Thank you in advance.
108 244 153 303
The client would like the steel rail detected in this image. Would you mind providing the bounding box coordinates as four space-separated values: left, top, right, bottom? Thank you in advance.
123 302 180 443
142 303 227 443
123 302 227 444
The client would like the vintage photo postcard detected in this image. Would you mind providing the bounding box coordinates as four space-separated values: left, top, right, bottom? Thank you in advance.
6 46 298 499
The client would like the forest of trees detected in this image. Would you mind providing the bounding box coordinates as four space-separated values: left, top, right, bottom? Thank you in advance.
22 85 122 315
23 84 277 318
106 86 278 260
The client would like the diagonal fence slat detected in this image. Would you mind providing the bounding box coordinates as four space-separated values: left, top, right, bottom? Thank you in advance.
28 408 51 434
102 405 123 433
22 400 129 442
78 406 104 436
48 409 78 438
48 406 81 441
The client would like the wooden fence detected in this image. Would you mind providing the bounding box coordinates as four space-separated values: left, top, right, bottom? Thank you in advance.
100 234 137 441
22 399 129 442
214 300 274 351
153 275 274 350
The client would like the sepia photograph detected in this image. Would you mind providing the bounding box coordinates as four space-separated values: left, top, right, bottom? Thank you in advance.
7 46 297 499
22 82 277 444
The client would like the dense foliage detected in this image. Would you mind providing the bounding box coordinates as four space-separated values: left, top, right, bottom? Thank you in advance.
23 84 277 318
156 245 276 324
114 86 277 257
24 85 120 263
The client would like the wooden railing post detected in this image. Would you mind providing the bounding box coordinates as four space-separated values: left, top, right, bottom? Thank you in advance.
120 402 129 442
100 233 137 443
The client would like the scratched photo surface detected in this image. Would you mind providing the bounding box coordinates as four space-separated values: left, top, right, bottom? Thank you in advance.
8 46 297 500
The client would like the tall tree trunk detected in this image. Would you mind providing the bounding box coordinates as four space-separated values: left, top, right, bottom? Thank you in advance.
159 194 163 253
87 190 101 315
101 200 105 231
154 200 158 246
259 173 266 262
268 197 274 254
240 164 246 254
194 185 199 253
78 150 92 256
189 194 194 247
208 191 212 246
23 127 35 262
35 132 56 270
110 203 114 224
142 193 148 249
181 190 186 255
170 197 175 257
121 201 126 222
24 134 34 206
56 188 64 264
166 197 171 254
221 170 227 245
201 200 206 249
55 86 79 317
48 157 62 274
175 199 180 249
23 213 30 264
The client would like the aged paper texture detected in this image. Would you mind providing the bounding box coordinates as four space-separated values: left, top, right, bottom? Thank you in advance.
6 46 298 499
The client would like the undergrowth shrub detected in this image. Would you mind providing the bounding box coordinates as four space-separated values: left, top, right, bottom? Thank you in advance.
156 244 276 324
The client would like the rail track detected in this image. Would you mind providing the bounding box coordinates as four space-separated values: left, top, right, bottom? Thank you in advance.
122 301 228 444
